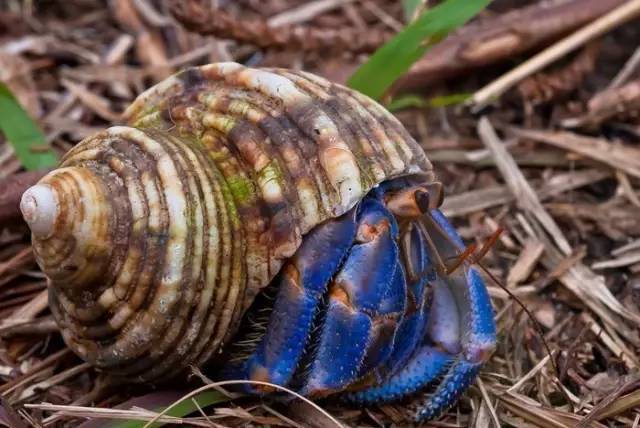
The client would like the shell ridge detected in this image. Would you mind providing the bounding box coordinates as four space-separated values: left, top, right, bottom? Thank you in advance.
276 71 375 192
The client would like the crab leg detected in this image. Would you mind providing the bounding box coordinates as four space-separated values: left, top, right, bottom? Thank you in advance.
413 209 496 421
227 209 357 391
343 346 453 404
301 198 402 396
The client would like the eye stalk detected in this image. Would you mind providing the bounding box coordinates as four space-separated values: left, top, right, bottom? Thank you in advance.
384 182 444 219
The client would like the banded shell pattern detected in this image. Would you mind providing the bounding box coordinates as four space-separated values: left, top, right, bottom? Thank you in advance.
22 63 433 382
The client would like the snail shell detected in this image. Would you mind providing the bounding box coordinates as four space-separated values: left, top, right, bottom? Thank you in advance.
21 63 433 382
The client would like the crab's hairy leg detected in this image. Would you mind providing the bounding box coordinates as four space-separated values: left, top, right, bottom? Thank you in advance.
300 198 400 396
378 262 407 316
343 346 452 405
414 357 482 421
225 209 357 391
414 209 496 421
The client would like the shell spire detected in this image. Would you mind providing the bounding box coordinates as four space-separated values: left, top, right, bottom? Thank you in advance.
21 167 113 289
21 63 433 382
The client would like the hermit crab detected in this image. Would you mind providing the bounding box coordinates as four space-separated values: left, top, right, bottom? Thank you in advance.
20 63 496 421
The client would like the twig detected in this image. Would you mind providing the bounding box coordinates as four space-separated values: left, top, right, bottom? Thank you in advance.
576 375 640 427
613 239 640 256
395 0 628 91
581 313 639 368
563 78 640 129
480 117 640 339
518 41 600 106
17 363 91 402
506 239 545 287
0 247 35 288
0 289 48 328
506 351 556 394
23 403 212 426
609 45 640 88
0 316 57 337
498 391 606 428
476 377 500 428
0 397 28 428
595 388 640 420
478 118 571 254
470 0 640 110
261 404 305 428
267 0 354 27
442 169 610 218
132 0 172 28
142 380 344 428
0 348 71 395
170 0 390 54
616 170 640 208
510 127 640 179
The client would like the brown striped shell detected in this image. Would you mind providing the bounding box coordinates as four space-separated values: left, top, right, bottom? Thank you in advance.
21 63 433 382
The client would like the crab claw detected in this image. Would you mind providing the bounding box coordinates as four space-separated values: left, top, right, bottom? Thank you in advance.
415 209 496 420
344 207 496 421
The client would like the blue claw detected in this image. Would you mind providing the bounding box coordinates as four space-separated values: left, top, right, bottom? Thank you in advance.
302 198 399 395
414 208 496 420
233 209 357 389
414 272 491 422
336 199 399 313
428 209 497 363
427 276 461 355
461 267 497 363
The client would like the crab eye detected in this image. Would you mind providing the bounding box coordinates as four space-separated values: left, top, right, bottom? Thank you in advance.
415 189 431 213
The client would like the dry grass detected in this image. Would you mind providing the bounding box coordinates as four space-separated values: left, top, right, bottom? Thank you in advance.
1 0 640 427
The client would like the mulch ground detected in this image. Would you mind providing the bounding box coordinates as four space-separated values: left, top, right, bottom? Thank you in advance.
1 1 640 426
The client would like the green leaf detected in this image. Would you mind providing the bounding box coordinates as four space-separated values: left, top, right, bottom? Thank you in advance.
428 92 471 107
387 94 431 111
108 390 230 428
348 0 491 100
386 92 471 111
0 82 57 170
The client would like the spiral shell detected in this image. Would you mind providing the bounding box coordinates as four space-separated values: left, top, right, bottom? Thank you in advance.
21 63 433 382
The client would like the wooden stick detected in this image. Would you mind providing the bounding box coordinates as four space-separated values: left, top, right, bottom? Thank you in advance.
469 0 640 111
395 0 628 91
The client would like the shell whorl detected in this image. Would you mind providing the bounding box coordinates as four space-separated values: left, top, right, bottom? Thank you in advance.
23 63 433 381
